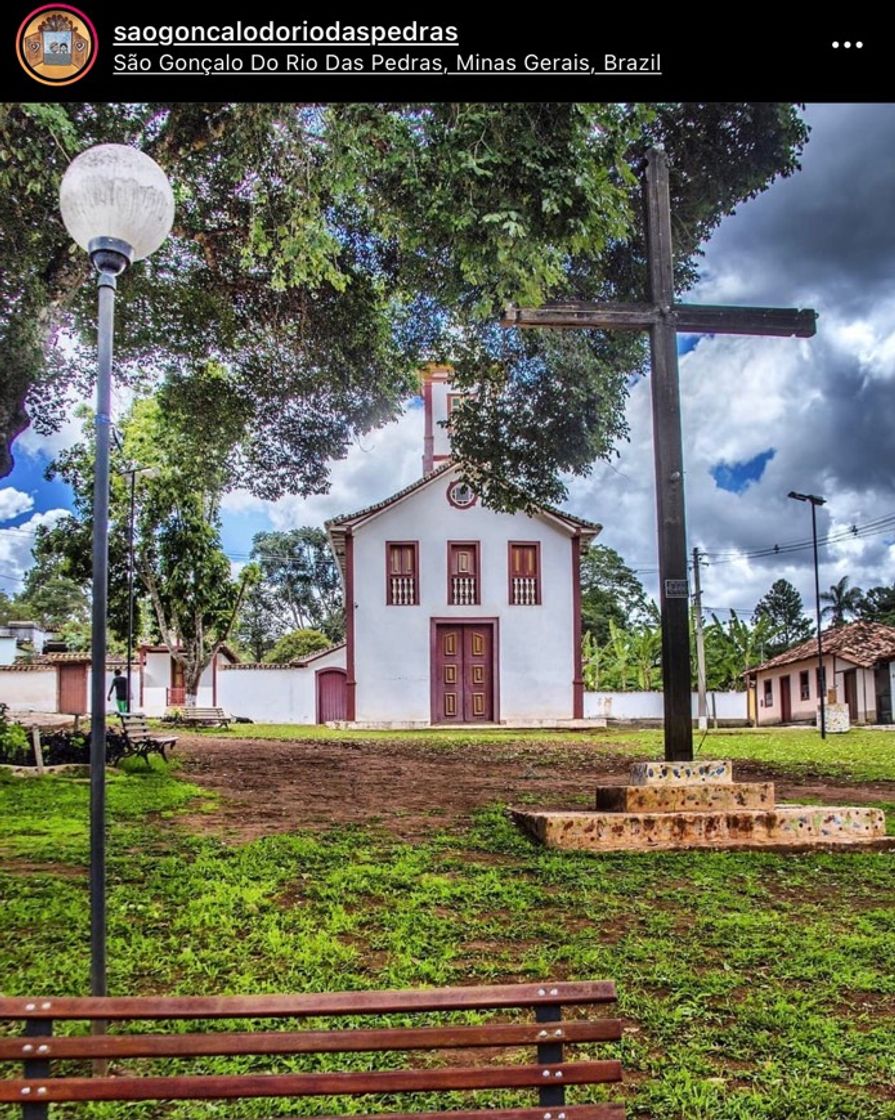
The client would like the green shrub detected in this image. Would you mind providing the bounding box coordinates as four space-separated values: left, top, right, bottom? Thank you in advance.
0 703 30 763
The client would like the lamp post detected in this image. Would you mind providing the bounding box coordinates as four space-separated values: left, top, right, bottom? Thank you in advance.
121 464 159 712
59 145 174 997
788 490 827 739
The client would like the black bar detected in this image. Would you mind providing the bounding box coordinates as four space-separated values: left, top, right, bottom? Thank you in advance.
535 1005 564 1107
811 501 827 739
645 148 694 763
22 1019 52 1120
126 468 136 712
501 303 817 338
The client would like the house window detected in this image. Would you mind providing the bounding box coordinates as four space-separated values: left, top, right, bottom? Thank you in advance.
763 678 773 707
800 670 810 701
509 542 541 605
387 542 419 605
448 542 480 605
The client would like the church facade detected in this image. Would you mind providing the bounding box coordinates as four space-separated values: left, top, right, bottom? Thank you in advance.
323 365 600 725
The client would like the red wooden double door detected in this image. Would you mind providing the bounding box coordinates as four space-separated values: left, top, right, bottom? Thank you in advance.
433 623 495 723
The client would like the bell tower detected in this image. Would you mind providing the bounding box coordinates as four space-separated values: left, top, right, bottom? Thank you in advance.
421 363 457 476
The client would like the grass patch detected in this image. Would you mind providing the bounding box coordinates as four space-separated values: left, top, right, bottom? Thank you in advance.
2 739 895 1118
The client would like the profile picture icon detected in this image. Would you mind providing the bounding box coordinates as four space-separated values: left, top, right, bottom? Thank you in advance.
16 5 97 86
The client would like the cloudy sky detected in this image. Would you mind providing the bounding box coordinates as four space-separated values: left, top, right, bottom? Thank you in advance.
2 103 894 621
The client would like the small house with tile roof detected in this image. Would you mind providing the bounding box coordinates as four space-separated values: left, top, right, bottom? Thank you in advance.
322 364 601 726
745 620 895 726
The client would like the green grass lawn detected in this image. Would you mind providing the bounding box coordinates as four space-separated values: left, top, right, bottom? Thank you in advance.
2 732 895 1119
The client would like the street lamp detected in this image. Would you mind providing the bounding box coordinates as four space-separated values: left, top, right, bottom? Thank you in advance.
59 145 174 997
788 490 827 739
120 464 160 712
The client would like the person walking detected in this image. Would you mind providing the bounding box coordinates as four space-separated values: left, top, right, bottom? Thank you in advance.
107 669 129 713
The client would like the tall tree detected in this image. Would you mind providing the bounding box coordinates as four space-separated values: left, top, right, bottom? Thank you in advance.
38 395 256 705
857 584 895 626
752 579 814 656
580 544 655 644
2 102 809 508
820 576 864 627
233 583 280 663
14 549 89 631
250 528 343 640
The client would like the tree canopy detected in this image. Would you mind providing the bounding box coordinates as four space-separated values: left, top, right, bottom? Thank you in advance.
1 102 809 508
752 578 813 656
580 543 655 644
820 576 864 627
264 628 333 665
36 393 255 702
857 584 895 626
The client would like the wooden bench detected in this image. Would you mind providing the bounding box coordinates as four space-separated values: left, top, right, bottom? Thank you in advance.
176 706 231 729
0 981 624 1118
117 713 177 764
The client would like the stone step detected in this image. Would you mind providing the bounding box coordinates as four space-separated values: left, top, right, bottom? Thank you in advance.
510 805 887 853
596 781 774 813
630 760 732 786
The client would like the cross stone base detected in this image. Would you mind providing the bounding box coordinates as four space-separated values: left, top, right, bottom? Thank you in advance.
509 760 890 853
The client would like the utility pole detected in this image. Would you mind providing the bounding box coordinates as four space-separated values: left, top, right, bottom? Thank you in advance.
788 491 827 739
692 547 707 731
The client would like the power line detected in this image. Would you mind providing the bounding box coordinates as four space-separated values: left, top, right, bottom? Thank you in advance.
701 511 895 565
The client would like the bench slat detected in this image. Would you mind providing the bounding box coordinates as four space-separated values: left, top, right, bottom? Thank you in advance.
0 1019 623 1060
277 1109 626 1120
0 1060 623 1103
0 982 617 1021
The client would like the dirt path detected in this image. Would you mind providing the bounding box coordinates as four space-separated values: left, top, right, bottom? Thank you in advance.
175 736 895 842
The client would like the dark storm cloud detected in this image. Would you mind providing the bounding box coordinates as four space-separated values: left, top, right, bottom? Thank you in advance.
566 105 895 613
699 105 895 313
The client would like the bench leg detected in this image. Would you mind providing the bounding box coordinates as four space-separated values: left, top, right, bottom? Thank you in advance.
23 1018 52 1120
536 1004 565 1107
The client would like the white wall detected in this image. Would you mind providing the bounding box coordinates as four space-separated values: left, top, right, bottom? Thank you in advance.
0 666 137 714
352 467 577 722
0 668 57 711
139 650 221 716
218 647 346 723
0 637 17 666
585 690 747 722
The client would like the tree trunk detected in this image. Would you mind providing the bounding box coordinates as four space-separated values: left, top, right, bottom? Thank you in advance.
183 657 203 708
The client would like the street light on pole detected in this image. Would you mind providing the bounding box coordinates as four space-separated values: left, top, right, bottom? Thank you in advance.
59 144 174 997
120 464 160 712
788 490 827 739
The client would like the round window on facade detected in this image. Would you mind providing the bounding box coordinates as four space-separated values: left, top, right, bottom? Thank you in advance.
447 481 477 509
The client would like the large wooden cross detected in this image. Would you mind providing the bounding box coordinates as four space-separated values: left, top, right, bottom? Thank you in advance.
501 147 816 762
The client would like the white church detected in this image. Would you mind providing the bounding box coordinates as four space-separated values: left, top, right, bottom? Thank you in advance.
316 364 601 726
0 366 604 725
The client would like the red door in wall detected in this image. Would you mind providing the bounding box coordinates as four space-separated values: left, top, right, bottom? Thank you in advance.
57 663 87 715
434 624 494 723
317 669 347 723
843 670 858 721
779 675 792 723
